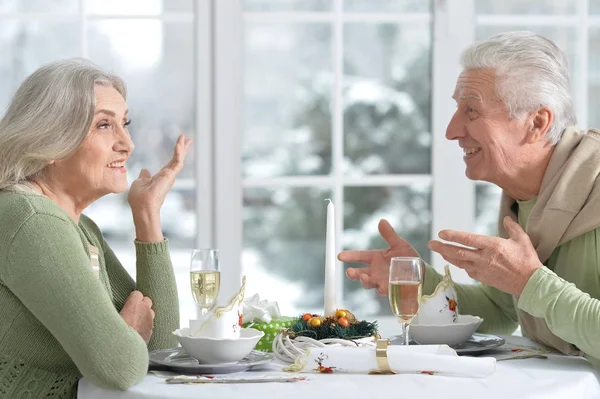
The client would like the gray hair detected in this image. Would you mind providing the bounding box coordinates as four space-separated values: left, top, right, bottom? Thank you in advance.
461 31 575 145
0 58 126 190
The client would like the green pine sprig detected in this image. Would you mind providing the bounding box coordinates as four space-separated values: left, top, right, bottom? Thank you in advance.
289 317 378 341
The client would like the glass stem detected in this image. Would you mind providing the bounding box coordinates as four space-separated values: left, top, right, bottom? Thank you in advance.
402 322 410 346
197 305 208 318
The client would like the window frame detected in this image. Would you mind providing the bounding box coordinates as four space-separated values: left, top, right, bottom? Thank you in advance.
3 0 591 314
214 0 480 304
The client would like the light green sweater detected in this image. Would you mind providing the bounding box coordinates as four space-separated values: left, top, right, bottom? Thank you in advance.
423 197 600 367
0 190 180 398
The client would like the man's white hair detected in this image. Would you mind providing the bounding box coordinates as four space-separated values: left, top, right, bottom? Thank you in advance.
461 31 575 144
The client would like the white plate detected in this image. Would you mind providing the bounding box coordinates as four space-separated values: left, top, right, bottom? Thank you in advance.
149 348 273 374
389 333 506 355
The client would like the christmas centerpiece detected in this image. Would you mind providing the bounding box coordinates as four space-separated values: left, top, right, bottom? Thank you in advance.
272 308 379 362
292 309 377 341
273 200 379 363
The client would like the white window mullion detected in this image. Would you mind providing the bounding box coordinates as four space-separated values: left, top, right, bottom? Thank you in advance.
333 0 345 309
86 14 194 21
169 178 195 190
194 0 214 251
213 0 243 305
0 13 79 20
342 13 430 23
80 0 88 57
243 12 430 24
431 0 476 284
476 15 578 26
244 11 333 22
242 175 432 188
576 0 589 128
0 13 192 21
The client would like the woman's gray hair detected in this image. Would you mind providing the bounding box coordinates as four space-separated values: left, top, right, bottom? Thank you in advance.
461 31 575 145
0 58 126 190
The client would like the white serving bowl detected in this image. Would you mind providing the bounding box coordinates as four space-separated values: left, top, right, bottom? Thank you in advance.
173 327 264 364
410 315 483 347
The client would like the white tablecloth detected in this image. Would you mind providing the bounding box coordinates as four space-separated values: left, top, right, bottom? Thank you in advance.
78 336 600 399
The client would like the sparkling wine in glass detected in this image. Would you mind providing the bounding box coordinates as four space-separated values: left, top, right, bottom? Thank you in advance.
389 256 423 345
190 249 221 317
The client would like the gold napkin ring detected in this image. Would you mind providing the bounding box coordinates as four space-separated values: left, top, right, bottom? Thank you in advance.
368 339 397 375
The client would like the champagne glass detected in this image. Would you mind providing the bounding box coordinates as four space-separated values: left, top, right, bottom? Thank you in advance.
190 249 221 317
388 256 423 346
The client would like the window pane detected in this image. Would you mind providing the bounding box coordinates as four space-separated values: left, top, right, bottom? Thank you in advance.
88 19 195 328
84 194 196 328
476 0 576 14
589 28 600 129
476 26 577 82
88 19 195 178
344 0 431 13
0 20 80 110
475 183 502 236
591 0 600 13
87 0 192 15
244 23 332 178
344 23 431 175
343 184 431 316
0 0 77 13
242 187 332 315
84 189 196 327
243 0 331 12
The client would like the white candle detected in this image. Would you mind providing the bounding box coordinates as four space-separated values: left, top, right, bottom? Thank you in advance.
324 199 336 316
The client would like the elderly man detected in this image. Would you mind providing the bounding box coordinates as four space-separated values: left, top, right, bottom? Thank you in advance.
339 31 600 367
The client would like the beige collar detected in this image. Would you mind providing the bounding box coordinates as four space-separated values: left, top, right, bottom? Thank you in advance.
499 126 600 262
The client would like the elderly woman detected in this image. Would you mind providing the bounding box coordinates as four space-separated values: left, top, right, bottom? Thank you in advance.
0 59 192 397
340 31 600 367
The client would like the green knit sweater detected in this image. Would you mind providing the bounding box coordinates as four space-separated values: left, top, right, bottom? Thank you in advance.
0 189 180 398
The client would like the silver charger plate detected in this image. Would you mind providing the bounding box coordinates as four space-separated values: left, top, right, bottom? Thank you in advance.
451 333 506 354
149 348 273 374
389 333 506 355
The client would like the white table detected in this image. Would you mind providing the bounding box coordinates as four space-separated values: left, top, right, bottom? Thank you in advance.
78 336 600 399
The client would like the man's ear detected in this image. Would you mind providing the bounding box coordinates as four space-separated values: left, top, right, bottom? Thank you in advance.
526 106 553 144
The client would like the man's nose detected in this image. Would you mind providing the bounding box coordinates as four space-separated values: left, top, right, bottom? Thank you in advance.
445 112 466 141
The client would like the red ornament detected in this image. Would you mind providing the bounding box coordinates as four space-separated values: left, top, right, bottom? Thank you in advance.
338 317 349 328
302 313 312 322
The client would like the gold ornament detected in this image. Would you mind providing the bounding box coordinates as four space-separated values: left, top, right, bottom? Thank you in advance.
308 317 322 327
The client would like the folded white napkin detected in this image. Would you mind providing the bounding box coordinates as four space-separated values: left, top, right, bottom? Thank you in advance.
241 293 281 324
284 345 496 377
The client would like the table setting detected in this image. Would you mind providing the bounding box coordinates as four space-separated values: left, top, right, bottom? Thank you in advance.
78 199 600 398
